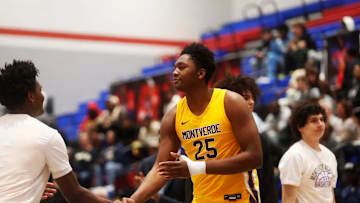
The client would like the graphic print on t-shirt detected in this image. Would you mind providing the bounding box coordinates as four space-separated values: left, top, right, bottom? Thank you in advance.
310 163 334 188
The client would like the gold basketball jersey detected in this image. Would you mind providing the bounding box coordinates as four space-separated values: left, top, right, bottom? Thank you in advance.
175 88 260 203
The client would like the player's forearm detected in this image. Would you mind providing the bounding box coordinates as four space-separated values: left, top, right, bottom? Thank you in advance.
206 151 262 174
282 193 297 203
131 167 168 203
282 185 298 203
66 187 111 203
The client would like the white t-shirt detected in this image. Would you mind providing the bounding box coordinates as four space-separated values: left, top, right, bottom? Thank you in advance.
0 114 72 203
279 140 337 203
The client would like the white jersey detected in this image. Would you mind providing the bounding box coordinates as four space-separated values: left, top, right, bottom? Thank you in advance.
279 140 337 203
0 114 72 203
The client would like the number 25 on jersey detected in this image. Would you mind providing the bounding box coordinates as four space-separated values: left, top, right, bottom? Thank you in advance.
193 138 218 160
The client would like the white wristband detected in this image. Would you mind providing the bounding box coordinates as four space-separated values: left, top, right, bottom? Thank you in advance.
179 155 206 176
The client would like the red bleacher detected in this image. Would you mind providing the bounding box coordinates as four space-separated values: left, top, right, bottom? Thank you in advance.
307 4 360 27
322 2 360 17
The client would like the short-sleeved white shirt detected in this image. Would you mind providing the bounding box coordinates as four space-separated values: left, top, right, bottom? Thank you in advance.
279 140 337 203
0 114 72 203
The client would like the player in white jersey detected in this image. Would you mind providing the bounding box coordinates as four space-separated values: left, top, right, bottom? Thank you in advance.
0 60 112 203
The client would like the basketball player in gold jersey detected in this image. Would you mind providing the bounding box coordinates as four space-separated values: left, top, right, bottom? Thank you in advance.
122 43 262 203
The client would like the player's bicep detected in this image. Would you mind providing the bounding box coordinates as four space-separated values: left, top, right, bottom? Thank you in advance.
155 106 180 165
224 91 261 154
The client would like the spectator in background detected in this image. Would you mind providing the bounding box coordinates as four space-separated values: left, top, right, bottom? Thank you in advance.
37 94 58 129
340 161 360 203
252 28 272 78
215 74 266 133
279 68 306 106
340 48 360 97
162 88 181 115
102 130 130 186
135 142 193 203
265 25 288 80
116 116 139 146
80 102 102 132
338 105 360 143
252 27 287 81
286 75 311 106
215 74 278 203
348 64 360 108
138 116 160 149
264 101 291 145
285 23 317 72
306 65 335 113
279 102 337 203
306 65 333 99
97 95 126 133
318 101 339 152
330 100 354 143
71 133 97 188
275 24 291 75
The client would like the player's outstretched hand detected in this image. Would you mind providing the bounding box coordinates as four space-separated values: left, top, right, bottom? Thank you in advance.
157 152 190 179
41 182 57 200
118 197 135 203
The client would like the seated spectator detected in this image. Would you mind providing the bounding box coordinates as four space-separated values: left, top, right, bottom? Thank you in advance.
285 75 311 106
163 88 181 114
340 161 360 203
70 133 97 188
274 24 291 75
348 64 360 108
306 65 333 100
215 74 278 203
138 116 160 148
265 101 291 145
338 106 360 143
330 100 353 142
102 130 130 186
111 116 139 146
252 27 287 80
285 23 317 72
279 68 306 106
252 28 272 78
339 48 360 97
319 101 339 151
97 95 126 132
79 102 102 132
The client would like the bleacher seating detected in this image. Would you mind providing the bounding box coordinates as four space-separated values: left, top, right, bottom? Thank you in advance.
57 0 360 141
57 90 110 141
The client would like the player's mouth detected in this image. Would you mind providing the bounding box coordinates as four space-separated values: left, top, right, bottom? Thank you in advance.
173 78 180 85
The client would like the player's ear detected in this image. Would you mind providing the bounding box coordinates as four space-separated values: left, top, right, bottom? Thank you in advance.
27 91 36 104
197 68 206 80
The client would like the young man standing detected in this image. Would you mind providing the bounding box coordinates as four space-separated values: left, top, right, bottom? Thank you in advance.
215 74 278 203
279 102 337 203
0 60 112 203
122 43 262 203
